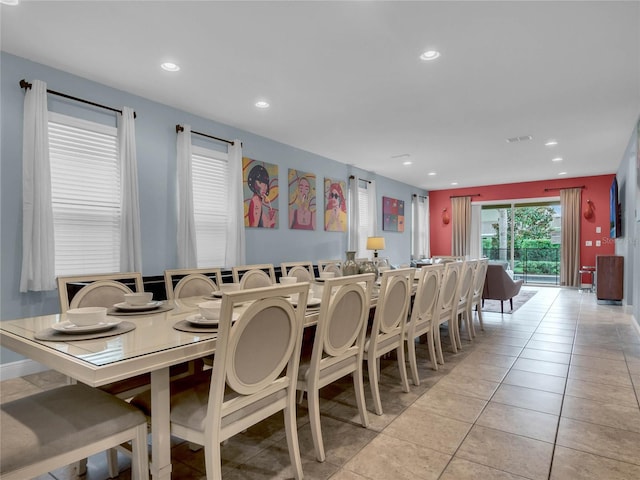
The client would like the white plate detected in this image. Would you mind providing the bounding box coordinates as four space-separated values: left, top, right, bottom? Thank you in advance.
186 312 240 326
52 320 122 334
113 301 162 311
211 291 224 298
291 297 321 308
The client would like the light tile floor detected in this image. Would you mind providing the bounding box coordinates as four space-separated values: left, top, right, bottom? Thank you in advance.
2 286 640 479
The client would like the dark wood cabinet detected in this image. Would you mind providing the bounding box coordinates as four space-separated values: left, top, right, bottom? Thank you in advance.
596 255 624 301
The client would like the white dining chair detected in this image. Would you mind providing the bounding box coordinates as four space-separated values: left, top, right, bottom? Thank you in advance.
405 264 444 384
57 272 145 312
467 258 489 337
281 261 315 282
365 267 415 415
433 261 462 364
131 282 309 480
232 263 276 287
297 273 375 462
164 267 223 300
1 384 149 480
317 259 342 276
288 265 314 282
453 260 478 345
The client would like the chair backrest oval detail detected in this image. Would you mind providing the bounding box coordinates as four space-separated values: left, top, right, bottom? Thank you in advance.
173 274 218 299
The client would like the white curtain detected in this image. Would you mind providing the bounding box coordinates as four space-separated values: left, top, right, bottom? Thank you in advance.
20 80 56 292
368 180 378 235
469 203 482 259
347 176 359 251
411 195 430 259
118 106 142 272
224 139 245 267
176 125 197 268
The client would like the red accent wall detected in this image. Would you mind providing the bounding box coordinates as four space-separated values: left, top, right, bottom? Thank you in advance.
429 175 616 282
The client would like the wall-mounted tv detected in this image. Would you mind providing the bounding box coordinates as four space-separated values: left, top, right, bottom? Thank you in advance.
610 176 621 238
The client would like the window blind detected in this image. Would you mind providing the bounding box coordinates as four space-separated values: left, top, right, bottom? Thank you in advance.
191 146 228 267
48 112 120 275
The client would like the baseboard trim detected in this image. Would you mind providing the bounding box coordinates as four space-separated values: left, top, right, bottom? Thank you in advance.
0 359 49 381
632 315 640 339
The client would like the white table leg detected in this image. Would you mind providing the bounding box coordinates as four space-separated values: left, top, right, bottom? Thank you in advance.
150 368 172 480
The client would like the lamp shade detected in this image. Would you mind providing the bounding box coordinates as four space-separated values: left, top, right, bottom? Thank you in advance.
366 236 386 251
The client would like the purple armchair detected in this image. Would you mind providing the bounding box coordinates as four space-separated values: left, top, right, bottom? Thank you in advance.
482 264 523 313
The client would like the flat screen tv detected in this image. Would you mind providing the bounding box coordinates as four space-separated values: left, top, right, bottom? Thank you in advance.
610 177 621 238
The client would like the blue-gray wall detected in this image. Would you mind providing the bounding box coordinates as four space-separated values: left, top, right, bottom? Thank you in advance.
1 53 427 364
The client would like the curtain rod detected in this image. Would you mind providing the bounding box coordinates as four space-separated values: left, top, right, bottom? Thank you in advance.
175 124 235 146
20 79 136 118
544 185 585 192
348 175 371 184
449 193 481 198
412 194 428 199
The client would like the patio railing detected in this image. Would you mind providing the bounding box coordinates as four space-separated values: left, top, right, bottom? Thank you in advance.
482 247 560 285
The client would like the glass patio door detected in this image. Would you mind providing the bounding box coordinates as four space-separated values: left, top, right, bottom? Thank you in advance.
481 201 560 285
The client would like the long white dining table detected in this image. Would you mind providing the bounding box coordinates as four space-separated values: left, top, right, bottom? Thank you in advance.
0 275 407 479
0 294 325 480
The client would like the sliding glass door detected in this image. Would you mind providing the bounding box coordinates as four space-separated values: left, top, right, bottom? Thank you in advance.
481 201 560 285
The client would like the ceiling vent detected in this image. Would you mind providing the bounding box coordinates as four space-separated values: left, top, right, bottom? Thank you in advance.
506 135 533 143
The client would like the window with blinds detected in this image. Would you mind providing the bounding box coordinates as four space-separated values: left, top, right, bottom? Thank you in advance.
49 112 121 275
191 145 228 267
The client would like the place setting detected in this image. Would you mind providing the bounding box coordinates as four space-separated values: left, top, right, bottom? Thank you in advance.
107 292 173 316
173 301 239 333
35 306 137 341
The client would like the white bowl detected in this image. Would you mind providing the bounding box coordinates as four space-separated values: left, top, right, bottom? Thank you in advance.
279 276 297 285
66 307 107 326
220 283 241 294
198 301 221 320
319 272 335 280
123 292 153 306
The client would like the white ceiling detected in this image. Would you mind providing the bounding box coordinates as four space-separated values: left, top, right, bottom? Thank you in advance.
2 1 639 190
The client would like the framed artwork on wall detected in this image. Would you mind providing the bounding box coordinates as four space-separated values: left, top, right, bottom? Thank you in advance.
288 169 316 230
382 196 405 232
243 157 278 228
324 178 347 232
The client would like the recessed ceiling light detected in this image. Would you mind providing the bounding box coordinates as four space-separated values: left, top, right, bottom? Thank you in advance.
420 50 441 61
428 172 436 176
160 62 180 72
451 182 458 186
255 101 270 109
558 172 567 176
545 140 558 147
552 157 563 162
402 161 413 166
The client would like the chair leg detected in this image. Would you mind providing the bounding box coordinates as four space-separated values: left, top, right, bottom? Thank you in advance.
476 304 484 331
426 330 438 371
308 388 325 462
131 424 149 480
407 336 420 385
500 301 504 313
397 345 410 393
353 363 370 428
107 448 119 478
284 400 304 479
204 433 223 480
434 325 445 365
510 298 514 311
368 354 384 416
448 320 458 353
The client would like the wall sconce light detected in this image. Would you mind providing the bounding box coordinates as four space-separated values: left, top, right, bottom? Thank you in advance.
583 199 594 220
442 208 450 225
